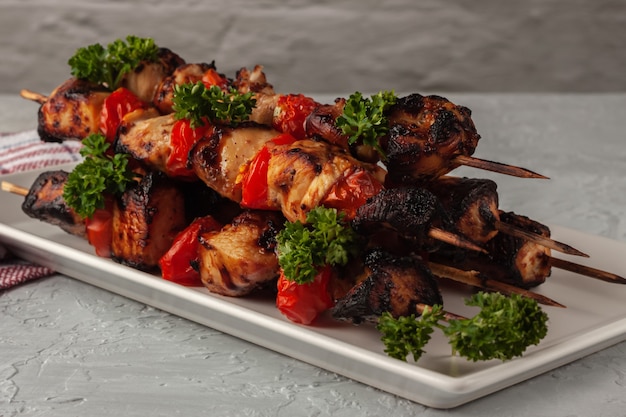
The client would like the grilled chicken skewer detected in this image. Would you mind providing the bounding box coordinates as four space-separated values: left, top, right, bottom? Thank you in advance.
431 212 626 287
4 168 227 270
423 176 588 256
306 93 547 182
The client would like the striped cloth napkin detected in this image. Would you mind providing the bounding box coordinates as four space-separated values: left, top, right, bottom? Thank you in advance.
0 130 83 289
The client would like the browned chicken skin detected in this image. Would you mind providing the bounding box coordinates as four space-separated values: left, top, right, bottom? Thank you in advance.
37 78 110 142
198 210 283 296
21 170 86 237
191 123 281 202
424 177 500 244
111 171 189 270
431 212 552 289
332 249 443 323
121 47 185 104
383 94 481 185
266 139 386 222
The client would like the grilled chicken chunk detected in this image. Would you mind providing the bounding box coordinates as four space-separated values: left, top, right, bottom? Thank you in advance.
198 210 283 296
191 123 281 202
424 177 500 244
120 47 185 104
115 108 179 174
332 249 443 323
37 78 110 142
383 94 481 184
111 171 188 270
431 212 552 288
266 139 386 222
21 170 86 237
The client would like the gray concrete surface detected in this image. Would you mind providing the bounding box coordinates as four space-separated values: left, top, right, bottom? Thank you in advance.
2 0 626 95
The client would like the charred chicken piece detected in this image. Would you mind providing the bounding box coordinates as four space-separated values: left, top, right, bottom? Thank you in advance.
191 123 281 202
431 212 552 289
115 108 181 174
37 78 111 142
120 47 185 104
332 249 443 324
198 210 283 296
424 177 500 245
383 93 481 184
111 171 189 270
21 170 86 237
351 187 447 250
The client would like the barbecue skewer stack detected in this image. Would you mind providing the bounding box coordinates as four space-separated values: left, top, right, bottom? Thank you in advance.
6 36 624 334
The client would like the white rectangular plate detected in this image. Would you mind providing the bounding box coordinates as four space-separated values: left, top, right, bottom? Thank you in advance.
1 165 626 408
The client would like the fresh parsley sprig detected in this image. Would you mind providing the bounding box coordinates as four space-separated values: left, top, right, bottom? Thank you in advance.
377 292 549 362
172 81 256 128
68 35 159 90
335 90 397 158
276 207 360 284
63 133 139 219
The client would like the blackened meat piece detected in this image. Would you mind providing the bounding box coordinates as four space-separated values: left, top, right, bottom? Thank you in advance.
21 170 86 237
331 249 443 324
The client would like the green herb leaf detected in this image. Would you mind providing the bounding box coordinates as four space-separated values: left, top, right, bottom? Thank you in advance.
378 292 549 363
276 207 359 284
377 306 443 361
444 292 549 362
63 133 139 218
68 35 159 90
172 81 256 128
335 90 397 158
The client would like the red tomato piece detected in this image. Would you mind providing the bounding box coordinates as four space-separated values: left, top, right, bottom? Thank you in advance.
167 118 213 179
322 169 384 220
85 196 114 258
99 87 146 143
159 216 222 287
201 68 230 90
276 266 335 325
240 133 296 209
272 94 319 140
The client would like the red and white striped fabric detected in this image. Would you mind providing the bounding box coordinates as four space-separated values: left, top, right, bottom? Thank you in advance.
0 130 83 290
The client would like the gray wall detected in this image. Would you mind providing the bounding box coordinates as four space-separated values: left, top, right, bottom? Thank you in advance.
2 0 625 96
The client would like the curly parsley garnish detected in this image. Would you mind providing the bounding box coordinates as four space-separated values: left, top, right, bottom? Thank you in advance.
68 35 159 90
276 207 360 284
335 90 397 158
63 134 139 218
378 292 549 362
172 81 256 128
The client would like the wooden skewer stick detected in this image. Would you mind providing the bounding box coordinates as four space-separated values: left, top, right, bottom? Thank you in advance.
455 155 549 180
428 227 487 254
494 219 589 257
550 256 626 284
20 89 48 104
428 261 566 308
1 181 28 196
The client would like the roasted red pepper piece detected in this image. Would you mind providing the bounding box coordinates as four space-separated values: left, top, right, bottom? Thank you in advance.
276 265 334 325
85 195 115 258
272 94 319 140
159 216 222 286
240 133 296 209
167 118 213 179
99 87 146 143
321 169 384 221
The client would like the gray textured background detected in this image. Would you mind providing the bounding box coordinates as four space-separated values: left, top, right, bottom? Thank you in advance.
2 0 625 96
